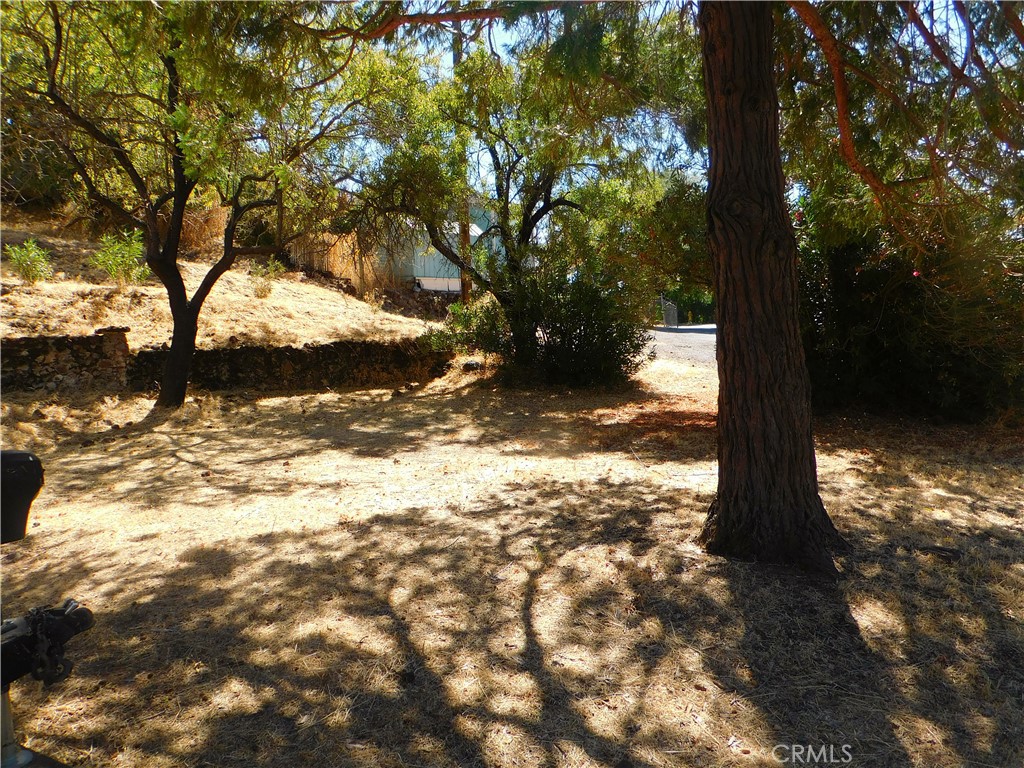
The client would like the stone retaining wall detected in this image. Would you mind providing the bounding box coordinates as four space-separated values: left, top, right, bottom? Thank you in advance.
1 328 130 393
2 333 451 395
128 338 451 393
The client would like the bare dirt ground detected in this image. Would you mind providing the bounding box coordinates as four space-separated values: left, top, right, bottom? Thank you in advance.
2 217 1023 768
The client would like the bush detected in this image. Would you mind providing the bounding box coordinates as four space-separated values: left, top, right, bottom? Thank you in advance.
430 294 510 357
529 257 653 385
91 230 151 286
4 239 54 284
797 207 1024 421
249 257 286 298
436 251 653 386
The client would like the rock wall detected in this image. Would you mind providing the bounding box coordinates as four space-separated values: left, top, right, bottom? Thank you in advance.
2 333 452 396
127 339 452 394
1 328 130 393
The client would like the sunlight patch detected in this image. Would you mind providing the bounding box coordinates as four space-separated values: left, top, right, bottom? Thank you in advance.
850 596 908 660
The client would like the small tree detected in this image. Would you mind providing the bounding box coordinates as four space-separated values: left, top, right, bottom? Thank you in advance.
353 43 658 381
91 231 151 288
1 2 372 406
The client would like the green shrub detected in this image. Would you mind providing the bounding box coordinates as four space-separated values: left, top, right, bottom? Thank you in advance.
91 230 151 286
4 239 54 284
430 295 510 356
797 204 1024 421
529 256 653 385
249 257 286 299
436 250 653 386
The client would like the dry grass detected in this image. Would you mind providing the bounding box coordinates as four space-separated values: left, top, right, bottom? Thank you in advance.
1 224 429 351
1 357 1021 768
1 214 1022 768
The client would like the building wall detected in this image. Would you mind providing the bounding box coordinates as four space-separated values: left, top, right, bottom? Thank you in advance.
289 233 399 294
289 203 499 293
397 203 498 289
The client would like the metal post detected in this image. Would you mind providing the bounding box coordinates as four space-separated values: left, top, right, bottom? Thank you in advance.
1 690 68 768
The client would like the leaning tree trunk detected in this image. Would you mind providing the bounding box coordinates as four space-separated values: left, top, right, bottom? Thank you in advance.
697 2 844 576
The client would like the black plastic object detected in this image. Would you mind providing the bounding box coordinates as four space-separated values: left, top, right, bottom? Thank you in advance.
1 600 95 690
1 451 44 544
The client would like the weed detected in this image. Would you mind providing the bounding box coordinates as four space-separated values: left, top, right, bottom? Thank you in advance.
363 288 385 314
249 257 287 298
5 239 54 284
91 230 151 287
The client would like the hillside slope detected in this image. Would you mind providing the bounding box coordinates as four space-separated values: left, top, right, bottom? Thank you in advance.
1 222 431 353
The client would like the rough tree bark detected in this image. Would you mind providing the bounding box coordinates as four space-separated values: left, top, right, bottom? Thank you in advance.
148 50 200 408
697 2 845 576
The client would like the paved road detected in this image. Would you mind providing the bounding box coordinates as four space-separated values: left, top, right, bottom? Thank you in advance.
649 324 717 367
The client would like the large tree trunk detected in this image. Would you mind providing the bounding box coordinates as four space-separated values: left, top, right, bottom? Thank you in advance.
697 2 844 576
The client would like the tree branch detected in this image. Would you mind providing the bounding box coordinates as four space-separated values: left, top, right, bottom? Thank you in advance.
525 196 583 239
190 194 281 314
842 60 945 196
58 141 146 230
954 1 1024 124
424 220 492 290
42 2 153 211
297 38 359 92
484 141 513 247
901 1 1022 150
1001 2 1024 48
314 3 565 41
789 1 892 203
517 165 558 245
158 42 199 264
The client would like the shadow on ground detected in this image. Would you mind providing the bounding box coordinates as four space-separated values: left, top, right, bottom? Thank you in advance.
4 439 1021 767
6 379 708 515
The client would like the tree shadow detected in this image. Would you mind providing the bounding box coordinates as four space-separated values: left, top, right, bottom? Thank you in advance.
695 566 915 766
811 418 1024 767
3 477 692 767
17 380 695 517
2 409 1019 768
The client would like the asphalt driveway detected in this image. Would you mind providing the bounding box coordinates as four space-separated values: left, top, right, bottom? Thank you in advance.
649 324 717 367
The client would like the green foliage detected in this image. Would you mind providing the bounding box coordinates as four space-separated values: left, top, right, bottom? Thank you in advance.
431 295 510 357
797 196 1024 421
437 248 653 386
648 177 711 290
773 0 1023 416
0 103 74 206
355 33 658 387
551 172 710 324
776 2 1023 236
526 252 653 385
4 239 53 284
546 6 607 81
249 257 287 299
665 286 715 324
91 231 151 286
